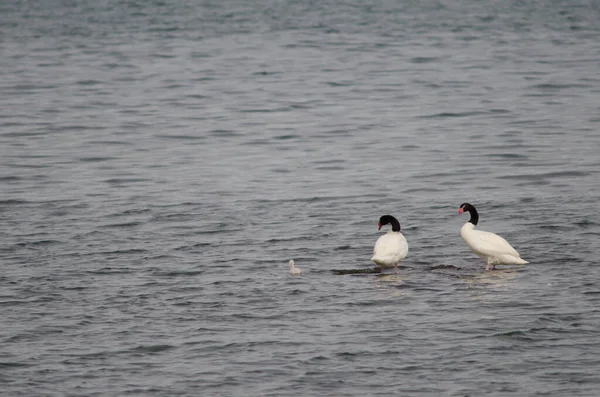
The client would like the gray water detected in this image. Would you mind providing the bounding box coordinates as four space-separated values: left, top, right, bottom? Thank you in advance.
2 1 600 396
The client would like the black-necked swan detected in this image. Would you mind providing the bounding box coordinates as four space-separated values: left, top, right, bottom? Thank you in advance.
289 259 302 275
458 203 528 270
371 215 409 273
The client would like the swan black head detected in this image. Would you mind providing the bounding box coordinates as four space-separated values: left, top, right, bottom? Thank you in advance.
458 203 479 225
378 215 401 232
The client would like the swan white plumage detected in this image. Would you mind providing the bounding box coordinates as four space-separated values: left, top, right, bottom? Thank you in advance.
371 215 409 273
289 259 302 275
458 203 528 271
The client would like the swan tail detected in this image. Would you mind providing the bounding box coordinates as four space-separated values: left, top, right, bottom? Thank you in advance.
371 256 397 268
498 254 528 265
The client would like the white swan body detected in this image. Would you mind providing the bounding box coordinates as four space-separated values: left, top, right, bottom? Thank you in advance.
461 223 528 268
289 260 302 275
371 215 408 273
459 203 528 270
371 231 409 268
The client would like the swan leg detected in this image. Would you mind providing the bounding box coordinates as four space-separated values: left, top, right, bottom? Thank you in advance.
492 264 497 270
485 261 491 271
394 263 398 274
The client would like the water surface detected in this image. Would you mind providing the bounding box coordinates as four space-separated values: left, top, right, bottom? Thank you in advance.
1 1 600 396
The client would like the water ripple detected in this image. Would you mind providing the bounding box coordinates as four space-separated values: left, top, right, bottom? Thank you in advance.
1 1 600 396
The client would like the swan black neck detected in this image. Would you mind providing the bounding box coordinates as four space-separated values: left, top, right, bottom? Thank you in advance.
379 215 401 232
460 203 479 225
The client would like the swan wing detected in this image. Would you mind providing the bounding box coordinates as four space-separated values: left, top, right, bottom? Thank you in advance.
372 232 408 262
472 230 521 257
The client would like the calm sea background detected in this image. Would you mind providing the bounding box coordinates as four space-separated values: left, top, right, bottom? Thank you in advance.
2 0 600 396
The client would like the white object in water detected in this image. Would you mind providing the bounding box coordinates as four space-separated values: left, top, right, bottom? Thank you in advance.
459 202 528 271
371 215 409 273
289 259 302 275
